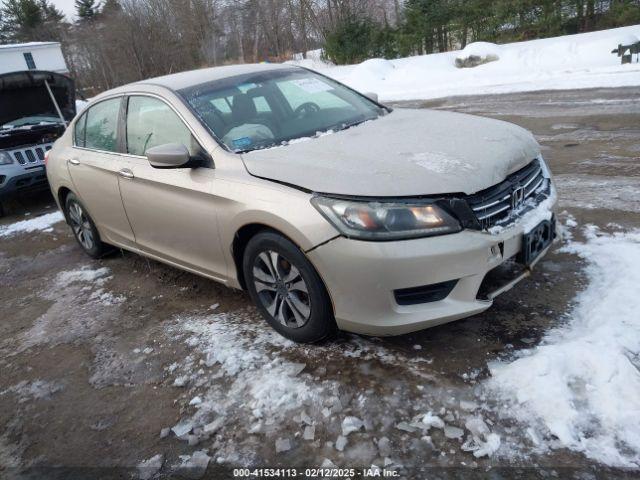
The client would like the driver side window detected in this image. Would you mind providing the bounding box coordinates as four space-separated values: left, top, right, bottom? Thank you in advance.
126 96 200 157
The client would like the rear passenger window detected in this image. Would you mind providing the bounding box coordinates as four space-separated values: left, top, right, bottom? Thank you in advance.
74 113 87 147
84 98 121 152
126 96 201 157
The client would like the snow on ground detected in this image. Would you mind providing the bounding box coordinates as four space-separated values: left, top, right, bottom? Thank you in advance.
486 225 640 468
0 211 64 238
554 174 640 213
56 266 112 287
3 266 122 356
288 26 640 101
160 220 640 469
163 311 377 464
0 380 63 403
162 308 499 468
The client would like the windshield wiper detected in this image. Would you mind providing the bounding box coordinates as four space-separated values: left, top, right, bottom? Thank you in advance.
330 115 377 133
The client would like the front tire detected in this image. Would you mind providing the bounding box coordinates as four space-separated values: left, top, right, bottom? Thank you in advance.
243 231 336 343
65 193 108 258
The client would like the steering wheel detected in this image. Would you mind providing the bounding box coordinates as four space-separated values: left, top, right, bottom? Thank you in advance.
294 102 320 118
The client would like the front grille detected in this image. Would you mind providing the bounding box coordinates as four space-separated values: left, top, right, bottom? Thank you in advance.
10 143 54 167
465 159 549 229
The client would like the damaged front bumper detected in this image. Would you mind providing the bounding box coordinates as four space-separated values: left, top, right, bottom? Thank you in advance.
308 187 558 336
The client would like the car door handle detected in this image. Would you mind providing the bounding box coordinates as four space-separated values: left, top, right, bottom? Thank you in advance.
118 168 134 179
68 158 80 165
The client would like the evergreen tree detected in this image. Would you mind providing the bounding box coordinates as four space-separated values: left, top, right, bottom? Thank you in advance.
40 0 63 22
323 16 377 64
0 9 6 43
0 0 65 43
100 0 119 16
1 0 44 41
75 0 99 21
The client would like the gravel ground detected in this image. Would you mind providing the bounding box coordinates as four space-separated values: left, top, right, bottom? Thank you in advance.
1 87 639 480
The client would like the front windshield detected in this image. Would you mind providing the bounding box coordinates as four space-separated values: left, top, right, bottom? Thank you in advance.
178 68 385 153
1 115 62 130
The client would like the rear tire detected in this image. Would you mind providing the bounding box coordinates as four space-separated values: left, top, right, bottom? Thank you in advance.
243 231 336 343
64 192 108 258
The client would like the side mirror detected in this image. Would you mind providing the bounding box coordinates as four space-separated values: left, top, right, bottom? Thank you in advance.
146 143 191 169
364 92 379 103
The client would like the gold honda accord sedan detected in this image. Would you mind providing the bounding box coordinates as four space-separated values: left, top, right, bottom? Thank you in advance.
46 63 557 342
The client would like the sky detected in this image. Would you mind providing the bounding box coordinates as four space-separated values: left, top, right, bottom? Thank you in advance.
51 0 77 21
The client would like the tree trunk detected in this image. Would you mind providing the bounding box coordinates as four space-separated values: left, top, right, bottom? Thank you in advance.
253 8 260 63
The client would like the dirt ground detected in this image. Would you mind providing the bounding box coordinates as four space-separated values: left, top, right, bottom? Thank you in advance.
1 87 639 479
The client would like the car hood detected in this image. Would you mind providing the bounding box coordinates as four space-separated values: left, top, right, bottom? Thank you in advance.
241 108 541 196
0 70 76 127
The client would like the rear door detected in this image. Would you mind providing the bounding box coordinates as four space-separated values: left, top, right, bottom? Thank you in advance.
67 97 136 247
116 94 226 279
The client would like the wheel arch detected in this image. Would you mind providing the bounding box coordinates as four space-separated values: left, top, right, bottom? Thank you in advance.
232 223 297 290
57 186 73 221
231 222 334 306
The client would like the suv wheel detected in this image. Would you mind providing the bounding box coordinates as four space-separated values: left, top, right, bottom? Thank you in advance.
65 193 108 258
243 231 336 343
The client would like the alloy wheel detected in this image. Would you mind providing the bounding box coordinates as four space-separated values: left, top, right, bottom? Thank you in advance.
252 250 311 328
68 201 94 251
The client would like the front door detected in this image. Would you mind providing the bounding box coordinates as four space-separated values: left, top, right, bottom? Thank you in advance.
117 95 227 280
67 96 135 247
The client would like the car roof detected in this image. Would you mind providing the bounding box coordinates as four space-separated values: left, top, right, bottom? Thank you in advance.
135 63 298 91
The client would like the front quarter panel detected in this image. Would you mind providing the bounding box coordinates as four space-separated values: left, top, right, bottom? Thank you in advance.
213 173 340 289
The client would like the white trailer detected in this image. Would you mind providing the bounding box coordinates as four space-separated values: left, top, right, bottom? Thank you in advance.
0 42 69 75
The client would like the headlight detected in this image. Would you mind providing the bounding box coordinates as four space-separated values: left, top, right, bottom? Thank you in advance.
311 196 461 240
0 152 14 165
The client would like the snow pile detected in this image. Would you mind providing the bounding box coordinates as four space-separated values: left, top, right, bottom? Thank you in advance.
287 48 333 71
0 211 64 238
487 226 640 467
290 25 640 101
616 33 639 46
455 42 501 68
345 58 396 84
